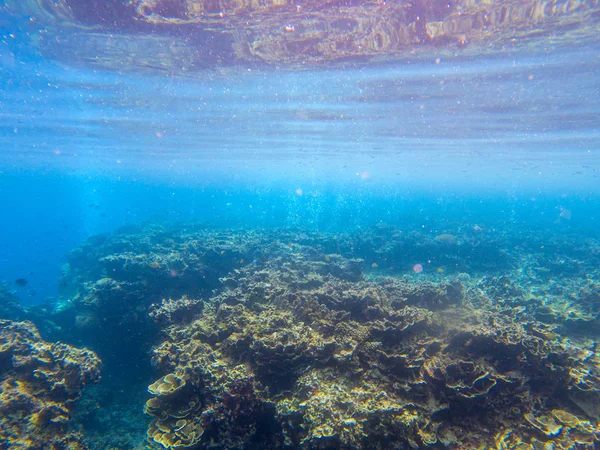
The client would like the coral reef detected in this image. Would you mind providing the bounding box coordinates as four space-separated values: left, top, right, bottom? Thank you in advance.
0 320 101 449
0 282 26 321
22 223 600 449
149 296 204 327
71 382 153 450
142 235 600 449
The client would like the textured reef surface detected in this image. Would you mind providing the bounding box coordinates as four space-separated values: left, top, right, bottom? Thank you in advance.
2 223 600 449
0 319 101 449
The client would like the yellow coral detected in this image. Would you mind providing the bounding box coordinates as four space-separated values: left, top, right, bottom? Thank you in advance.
148 373 186 396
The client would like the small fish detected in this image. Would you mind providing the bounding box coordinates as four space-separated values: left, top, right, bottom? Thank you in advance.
149 262 160 269
437 268 445 273
371 263 378 268
15 278 28 287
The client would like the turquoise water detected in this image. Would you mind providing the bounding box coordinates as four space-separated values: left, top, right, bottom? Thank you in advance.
1 1 600 449
2 40 599 302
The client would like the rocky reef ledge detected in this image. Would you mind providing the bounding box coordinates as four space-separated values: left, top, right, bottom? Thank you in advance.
2 224 599 449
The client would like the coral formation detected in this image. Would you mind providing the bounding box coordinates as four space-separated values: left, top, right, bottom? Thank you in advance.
16 224 599 449
139 232 600 449
0 283 25 321
149 296 204 327
0 320 101 449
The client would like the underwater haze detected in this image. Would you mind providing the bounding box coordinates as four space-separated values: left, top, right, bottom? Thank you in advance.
1 1 600 449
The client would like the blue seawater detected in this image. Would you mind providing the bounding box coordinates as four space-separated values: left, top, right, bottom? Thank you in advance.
2 43 599 302
1 1 600 449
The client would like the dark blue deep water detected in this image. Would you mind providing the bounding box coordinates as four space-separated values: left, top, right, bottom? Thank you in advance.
1 1 600 449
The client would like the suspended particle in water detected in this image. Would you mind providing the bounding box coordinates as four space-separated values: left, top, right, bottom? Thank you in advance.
296 188 303 196
413 264 423 273
559 207 572 220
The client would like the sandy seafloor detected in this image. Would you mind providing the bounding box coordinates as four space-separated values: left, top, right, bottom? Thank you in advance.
2 213 600 449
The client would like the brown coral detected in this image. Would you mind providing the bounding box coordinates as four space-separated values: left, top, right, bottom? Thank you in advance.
0 320 101 449
144 241 600 449
34 225 600 449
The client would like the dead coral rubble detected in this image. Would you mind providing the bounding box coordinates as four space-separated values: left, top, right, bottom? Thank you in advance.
0 320 101 449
